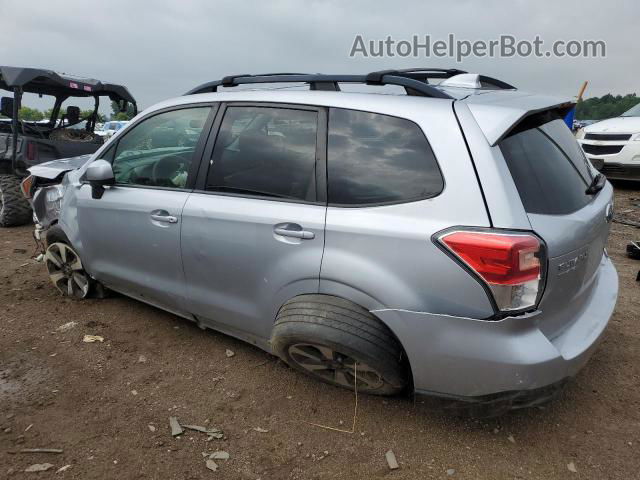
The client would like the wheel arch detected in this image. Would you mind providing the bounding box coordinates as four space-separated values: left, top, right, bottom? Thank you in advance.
271 292 415 392
45 222 69 246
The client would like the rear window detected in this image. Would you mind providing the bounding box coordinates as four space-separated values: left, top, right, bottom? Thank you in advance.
327 108 444 205
499 113 593 215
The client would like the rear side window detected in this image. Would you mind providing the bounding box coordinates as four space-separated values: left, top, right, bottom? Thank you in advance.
206 106 318 202
327 108 444 205
500 115 593 215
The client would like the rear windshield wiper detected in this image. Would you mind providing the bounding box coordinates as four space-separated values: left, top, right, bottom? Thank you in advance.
586 173 606 195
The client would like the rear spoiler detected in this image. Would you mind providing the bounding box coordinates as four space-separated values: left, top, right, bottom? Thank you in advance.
461 91 575 146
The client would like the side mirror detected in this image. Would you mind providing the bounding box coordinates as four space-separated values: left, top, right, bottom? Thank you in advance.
1 97 14 118
86 159 115 199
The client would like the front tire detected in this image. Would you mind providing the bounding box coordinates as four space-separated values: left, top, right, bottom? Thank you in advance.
44 227 91 299
271 295 408 396
0 175 32 227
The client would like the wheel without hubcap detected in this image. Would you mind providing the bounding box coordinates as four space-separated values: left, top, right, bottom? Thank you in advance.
288 343 384 391
45 242 90 299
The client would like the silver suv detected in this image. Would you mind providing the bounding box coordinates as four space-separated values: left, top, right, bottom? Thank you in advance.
25 70 618 415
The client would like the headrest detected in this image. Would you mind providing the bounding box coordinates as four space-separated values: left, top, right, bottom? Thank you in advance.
66 106 80 124
0 97 14 118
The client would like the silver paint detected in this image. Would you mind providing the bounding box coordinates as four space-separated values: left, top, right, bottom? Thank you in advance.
27 87 618 400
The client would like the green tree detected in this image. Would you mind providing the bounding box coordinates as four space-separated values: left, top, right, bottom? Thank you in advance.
81 110 106 123
18 106 44 121
112 112 131 121
576 93 640 120
110 100 136 120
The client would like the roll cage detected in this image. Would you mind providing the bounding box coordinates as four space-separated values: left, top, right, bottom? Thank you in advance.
0 66 137 173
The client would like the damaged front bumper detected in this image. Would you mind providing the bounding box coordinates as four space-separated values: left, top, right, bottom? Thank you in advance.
26 154 91 230
30 183 66 229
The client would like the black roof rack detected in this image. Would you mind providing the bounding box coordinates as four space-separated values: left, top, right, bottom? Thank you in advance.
185 68 515 98
186 72 452 99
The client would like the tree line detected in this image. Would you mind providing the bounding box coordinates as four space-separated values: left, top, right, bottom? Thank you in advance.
0 101 137 122
576 93 640 120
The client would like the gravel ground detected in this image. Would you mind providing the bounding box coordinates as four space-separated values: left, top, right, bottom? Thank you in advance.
1 186 639 479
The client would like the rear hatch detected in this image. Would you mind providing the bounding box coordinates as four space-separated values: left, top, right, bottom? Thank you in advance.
498 111 613 339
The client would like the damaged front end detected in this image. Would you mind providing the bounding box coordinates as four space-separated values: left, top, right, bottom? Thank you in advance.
22 154 92 239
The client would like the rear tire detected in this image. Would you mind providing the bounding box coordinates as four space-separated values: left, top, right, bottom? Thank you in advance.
0 175 32 227
271 295 408 396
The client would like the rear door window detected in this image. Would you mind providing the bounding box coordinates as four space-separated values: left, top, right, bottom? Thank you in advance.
500 114 593 215
206 106 318 202
327 108 443 205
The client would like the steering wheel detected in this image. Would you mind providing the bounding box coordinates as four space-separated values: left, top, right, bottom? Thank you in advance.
151 154 186 187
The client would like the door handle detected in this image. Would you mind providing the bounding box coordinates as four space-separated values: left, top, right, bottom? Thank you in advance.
150 212 178 224
274 227 315 240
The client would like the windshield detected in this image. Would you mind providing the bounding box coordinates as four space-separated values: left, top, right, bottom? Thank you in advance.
622 103 640 117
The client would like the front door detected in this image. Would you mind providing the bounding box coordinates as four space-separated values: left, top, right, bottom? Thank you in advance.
181 104 327 340
76 105 214 316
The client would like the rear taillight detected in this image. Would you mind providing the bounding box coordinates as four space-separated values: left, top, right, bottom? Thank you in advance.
436 229 545 313
26 142 38 162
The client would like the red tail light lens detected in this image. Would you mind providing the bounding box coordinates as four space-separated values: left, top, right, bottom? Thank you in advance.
437 230 544 312
440 232 540 285
26 142 38 161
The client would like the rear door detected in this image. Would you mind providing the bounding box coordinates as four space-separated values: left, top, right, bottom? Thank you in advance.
498 112 614 337
181 103 327 340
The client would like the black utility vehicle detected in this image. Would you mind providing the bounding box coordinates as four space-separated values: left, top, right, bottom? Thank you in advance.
0 66 136 226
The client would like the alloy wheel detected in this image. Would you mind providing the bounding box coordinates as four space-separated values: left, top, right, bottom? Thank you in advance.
288 343 384 391
45 242 90 299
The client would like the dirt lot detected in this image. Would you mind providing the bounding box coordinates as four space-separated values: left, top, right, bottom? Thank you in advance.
1 187 639 480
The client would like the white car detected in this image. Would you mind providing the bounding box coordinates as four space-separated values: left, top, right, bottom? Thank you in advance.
578 104 640 181
95 121 129 139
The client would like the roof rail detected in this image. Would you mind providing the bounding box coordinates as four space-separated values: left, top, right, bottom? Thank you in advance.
184 69 515 98
185 72 454 99
381 68 468 81
369 69 515 89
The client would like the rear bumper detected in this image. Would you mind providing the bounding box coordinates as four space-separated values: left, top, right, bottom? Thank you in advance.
372 254 618 401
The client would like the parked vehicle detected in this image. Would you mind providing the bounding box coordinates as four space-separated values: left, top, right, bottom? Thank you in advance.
95 120 129 139
0 66 136 226
578 104 640 181
25 70 618 415
573 119 597 130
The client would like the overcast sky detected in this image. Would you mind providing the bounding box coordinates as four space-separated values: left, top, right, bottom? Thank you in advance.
1 0 638 113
